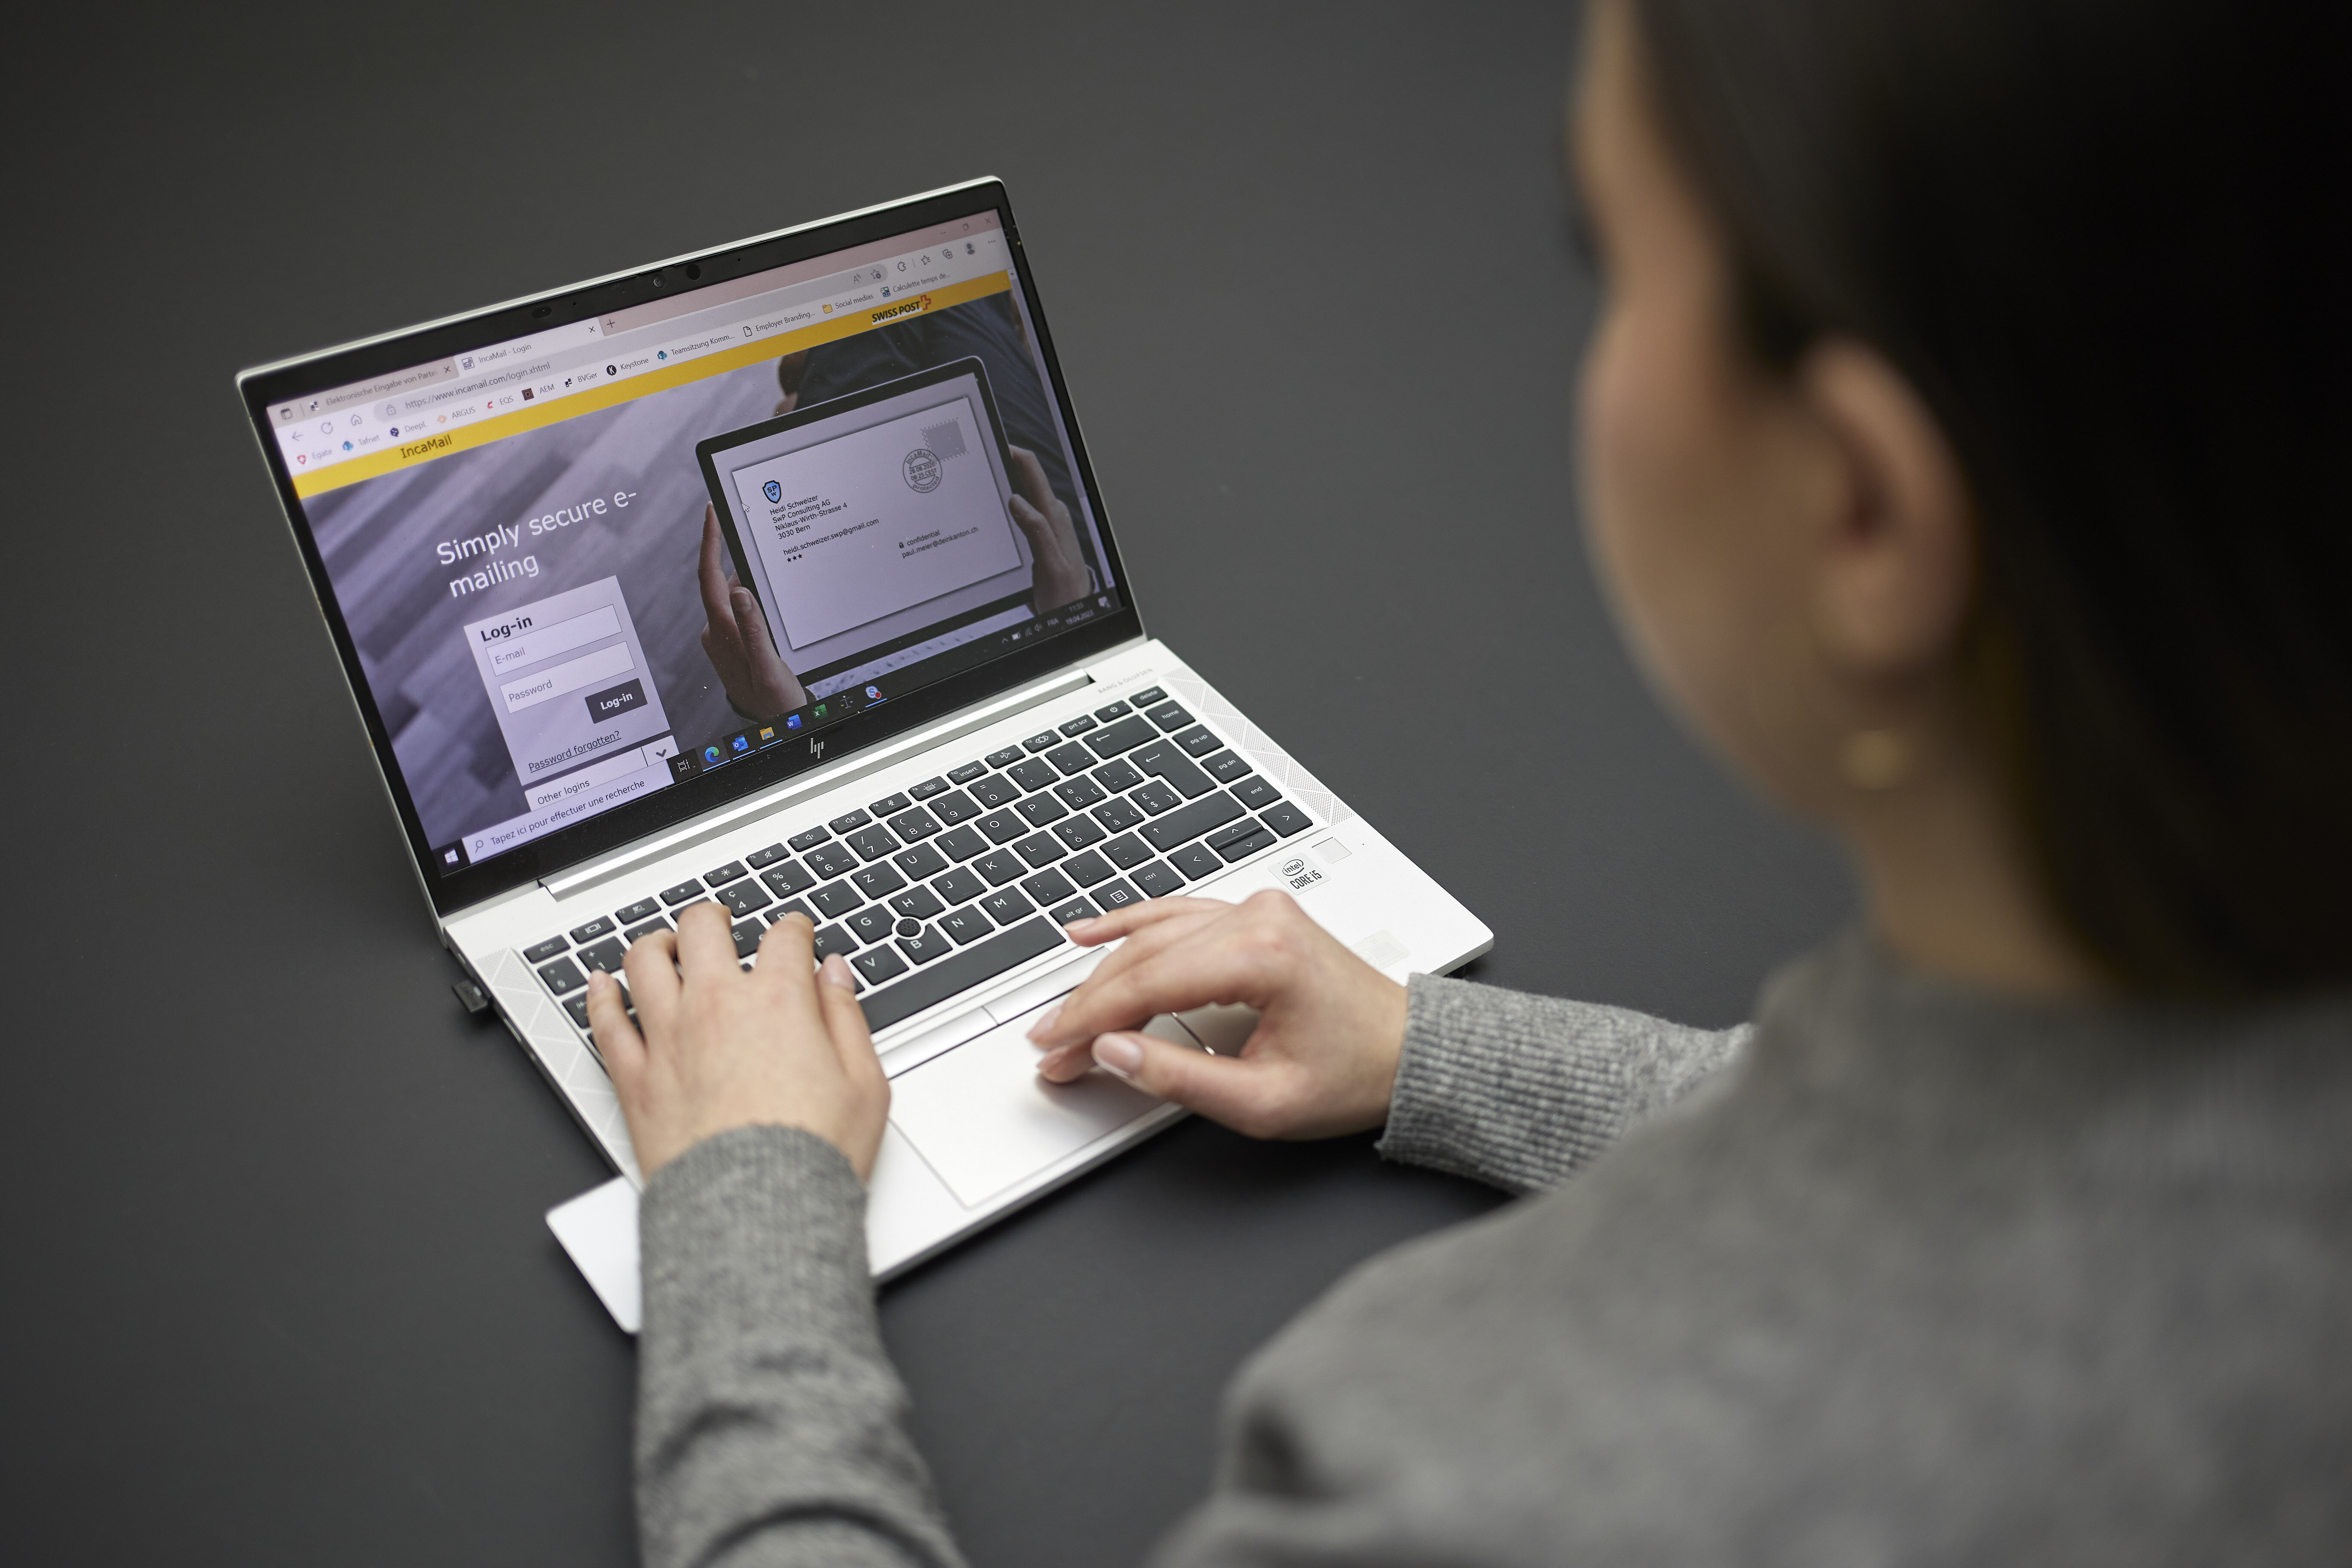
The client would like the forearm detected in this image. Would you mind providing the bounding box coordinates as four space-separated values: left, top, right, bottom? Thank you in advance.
1377 974 1750 1193
635 1127 964 1568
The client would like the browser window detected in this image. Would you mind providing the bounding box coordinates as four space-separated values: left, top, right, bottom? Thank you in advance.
275 212 1122 874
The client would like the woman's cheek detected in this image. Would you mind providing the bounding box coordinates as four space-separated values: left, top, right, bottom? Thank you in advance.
1579 305 1699 695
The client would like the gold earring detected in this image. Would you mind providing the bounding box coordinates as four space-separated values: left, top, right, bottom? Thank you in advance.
1840 728 1911 790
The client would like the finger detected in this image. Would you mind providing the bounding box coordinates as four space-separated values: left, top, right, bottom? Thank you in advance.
698 504 744 655
584 969 647 1087
1029 902 1238 1045
1041 921 1271 1054
731 588 808 712
1005 444 1054 515
622 927 684 1038
1084 1027 1292 1135
672 900 740 983
1061 894 1232 947
815 953 885 1095
750 913 829 1032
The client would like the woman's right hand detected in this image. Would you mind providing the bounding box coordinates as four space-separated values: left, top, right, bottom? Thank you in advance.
1028 890 1409 1139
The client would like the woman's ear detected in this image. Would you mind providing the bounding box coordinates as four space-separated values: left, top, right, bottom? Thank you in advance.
1794 339 1976 681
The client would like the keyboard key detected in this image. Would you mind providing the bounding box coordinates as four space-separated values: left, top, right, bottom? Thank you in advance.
1045 742 1096 776
660 880 704 906
969 773 1021 808
1054 815 1106 851
788 826 831 852
1216 827 1278 862
981 888 1036 924
811 882 866 919
1171 843 1225 880
704 861 748 887
1093 700 1131 721
892 843 950 881
1262 802 1312 837
985 746 1025 769
564 995 591 1030
745 843 790 869
1132 740 1216 799
1061 849 1115 888
885 806 941 842
948 760 989 784
766 900 814 925
1129 686 1167 707
568 916 616 943
940 904 994 945
1008 757 1061 793
624 917 671 943
1093 797 1145 833
1015 793 1069 827
977 810 1028 845
577 938 628 974
852 863 908 899
1084 715 1156 758
929 789 981 825
858 915 1067 1033
889 886 946 921
868 792 911 816
853 946 909 985
848 906 895 944
933 827 990 867
802 843 860 880
896 925 952 965
1131 779 1183 815
1014 832 1066 869
829 808 872 833
1139 791 1244 853
1133 861 1188 898
1172 726 1222 759
762 861 816 898
1054 776 1107 810
1092 758 1145 793
910 776 948 799
1021 867 1076 906
717 881 773 918
1101 833 1155 870
732 920 764 959
537 956 587 995
1058 715 1098 736
1016 731 1054 753
1093 878 1145 912
1201 750 1253 784
1205 819 1262 854
974 849 1027 886
1232 776 1283 810
847 826 901 861
524 935 570 964
1050 896 1102 924
932 867 988 906
1145 701 1192 731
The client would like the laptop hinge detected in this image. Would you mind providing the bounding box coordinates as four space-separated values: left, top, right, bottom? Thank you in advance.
540 667 1096 904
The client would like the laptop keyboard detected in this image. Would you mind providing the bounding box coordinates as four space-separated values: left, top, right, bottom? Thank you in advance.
520 689 1314 1042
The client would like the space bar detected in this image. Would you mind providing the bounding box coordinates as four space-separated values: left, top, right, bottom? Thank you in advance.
859 916 1067 1033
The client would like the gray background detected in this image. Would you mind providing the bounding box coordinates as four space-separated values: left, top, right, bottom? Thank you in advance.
0 3 1851 1564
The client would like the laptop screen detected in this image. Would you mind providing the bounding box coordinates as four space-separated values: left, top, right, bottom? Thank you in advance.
245 191 1133 900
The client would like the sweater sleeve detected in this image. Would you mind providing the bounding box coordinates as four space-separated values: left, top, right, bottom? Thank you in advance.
634 1125 965 1568
1375 974 1751 1194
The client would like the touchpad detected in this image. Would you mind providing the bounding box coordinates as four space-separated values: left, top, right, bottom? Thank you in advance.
887 1011 1197 1208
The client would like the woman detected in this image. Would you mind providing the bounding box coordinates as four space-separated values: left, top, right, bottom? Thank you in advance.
586 0 2352 1559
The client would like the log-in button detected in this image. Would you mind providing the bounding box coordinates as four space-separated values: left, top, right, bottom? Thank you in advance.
584 678 646 722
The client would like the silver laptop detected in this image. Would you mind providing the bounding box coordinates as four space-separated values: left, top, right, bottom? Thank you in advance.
235 178 1491 1315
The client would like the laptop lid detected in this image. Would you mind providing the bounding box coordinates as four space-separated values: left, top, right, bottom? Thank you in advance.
235 179 1143 919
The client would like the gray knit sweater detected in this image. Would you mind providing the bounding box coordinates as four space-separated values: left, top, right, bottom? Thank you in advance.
635 934 2352 1565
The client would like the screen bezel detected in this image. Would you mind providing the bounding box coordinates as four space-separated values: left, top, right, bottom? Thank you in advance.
235 179 1145 918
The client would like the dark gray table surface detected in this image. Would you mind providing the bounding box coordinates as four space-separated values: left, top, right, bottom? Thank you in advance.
3 3 1850 1562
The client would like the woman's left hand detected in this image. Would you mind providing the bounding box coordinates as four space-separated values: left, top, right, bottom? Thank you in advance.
587 906 889 1181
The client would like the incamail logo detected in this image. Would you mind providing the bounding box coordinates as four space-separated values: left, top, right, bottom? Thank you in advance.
763 480 782 504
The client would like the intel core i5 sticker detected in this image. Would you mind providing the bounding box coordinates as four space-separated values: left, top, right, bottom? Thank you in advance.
1278 853 1326 893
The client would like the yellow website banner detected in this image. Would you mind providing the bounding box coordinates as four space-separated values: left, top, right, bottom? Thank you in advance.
291 272 1011 499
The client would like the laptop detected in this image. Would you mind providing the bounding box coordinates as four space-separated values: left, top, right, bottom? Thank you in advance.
235 178 1491 1322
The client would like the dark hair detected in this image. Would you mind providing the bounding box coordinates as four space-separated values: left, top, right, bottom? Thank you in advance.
1630 0 2352 995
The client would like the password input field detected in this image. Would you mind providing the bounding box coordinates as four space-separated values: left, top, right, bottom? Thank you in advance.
499 640 633 714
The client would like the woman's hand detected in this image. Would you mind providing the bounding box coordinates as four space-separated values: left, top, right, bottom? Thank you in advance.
1029 891 1409 1139
587 906 889 1181
1005 446 1093 615
698 502 809 722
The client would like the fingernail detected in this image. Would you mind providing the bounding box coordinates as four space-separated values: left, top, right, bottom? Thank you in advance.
1092 1033 1144 1082
1062 916 1095 933
1025 1001 1063 1042
820 954 855 989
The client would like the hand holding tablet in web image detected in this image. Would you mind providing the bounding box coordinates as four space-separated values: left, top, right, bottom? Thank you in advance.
693 358 1095 723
